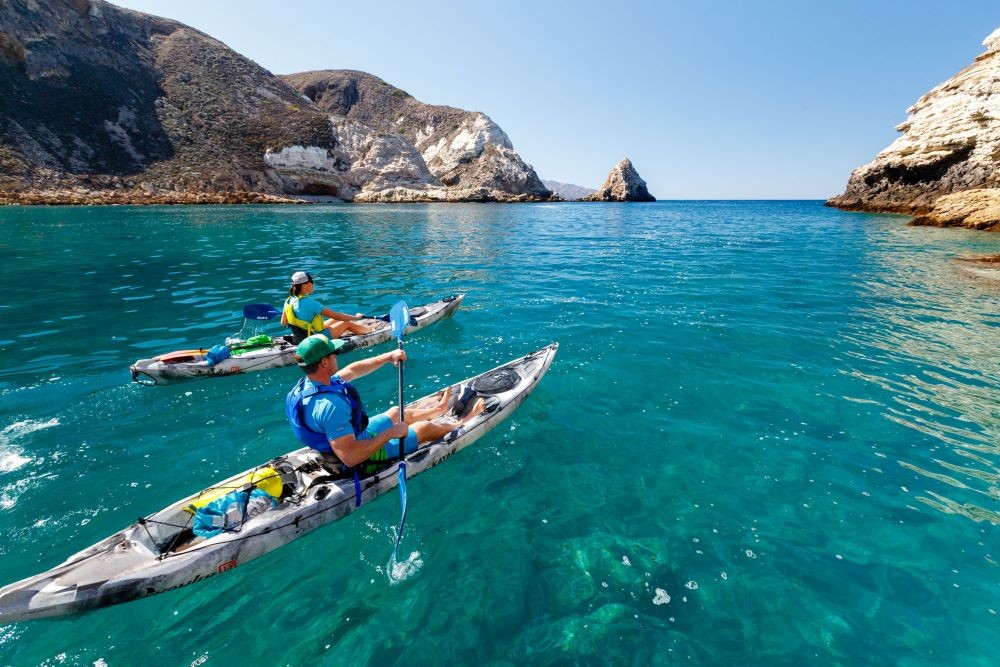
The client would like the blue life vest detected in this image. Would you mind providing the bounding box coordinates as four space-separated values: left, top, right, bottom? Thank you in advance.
286 376 369 452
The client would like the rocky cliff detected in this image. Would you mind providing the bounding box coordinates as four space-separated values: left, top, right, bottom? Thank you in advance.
828 27 1000 229
583 158 655 202
0 0 333 198
0 0 552 203
279 70 552 201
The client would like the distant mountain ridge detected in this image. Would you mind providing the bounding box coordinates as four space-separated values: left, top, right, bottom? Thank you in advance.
541 179 596 201
0 0 551 203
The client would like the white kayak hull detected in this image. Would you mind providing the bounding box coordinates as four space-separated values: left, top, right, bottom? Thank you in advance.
130 294 464 385
0 343 557 622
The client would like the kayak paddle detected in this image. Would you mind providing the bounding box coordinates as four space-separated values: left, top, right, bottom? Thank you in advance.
388 300 410 577
243 304 281 321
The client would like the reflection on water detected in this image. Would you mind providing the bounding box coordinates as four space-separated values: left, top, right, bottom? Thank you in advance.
1 203 999 665
845 223 1000 524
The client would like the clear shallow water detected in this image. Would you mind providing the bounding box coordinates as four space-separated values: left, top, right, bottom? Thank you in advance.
0 202 998 665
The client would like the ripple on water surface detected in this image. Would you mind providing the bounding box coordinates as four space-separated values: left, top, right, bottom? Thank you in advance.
0 203 998 665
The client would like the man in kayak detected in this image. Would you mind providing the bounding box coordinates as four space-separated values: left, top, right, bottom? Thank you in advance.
286 334 483 469
281 271 373 343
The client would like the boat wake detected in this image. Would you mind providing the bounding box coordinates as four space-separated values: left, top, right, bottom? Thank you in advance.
0 419 58 473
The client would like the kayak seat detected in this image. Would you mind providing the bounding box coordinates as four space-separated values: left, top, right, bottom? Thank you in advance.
294 458 352 497
288 325 309 344
449 385 478 417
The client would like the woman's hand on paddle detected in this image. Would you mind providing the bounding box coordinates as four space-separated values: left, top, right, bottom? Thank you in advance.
386 349 407 366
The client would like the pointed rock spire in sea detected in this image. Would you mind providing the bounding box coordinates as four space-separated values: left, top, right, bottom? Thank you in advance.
583 158 656 202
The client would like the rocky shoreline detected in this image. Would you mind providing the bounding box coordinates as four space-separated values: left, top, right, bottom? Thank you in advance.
0 189 307 206
0 158 658 206
907 189 1000 231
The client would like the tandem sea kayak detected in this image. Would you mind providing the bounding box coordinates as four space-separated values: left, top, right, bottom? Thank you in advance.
0 343 557 623
130 294 464 385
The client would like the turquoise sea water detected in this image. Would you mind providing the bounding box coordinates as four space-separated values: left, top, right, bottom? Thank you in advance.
0 202 998 666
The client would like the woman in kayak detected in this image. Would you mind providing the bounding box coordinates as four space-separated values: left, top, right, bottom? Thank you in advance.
281 271 373 343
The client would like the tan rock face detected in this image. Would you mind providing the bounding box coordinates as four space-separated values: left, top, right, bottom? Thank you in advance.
829 28 1000 216
583 158 655 202
909 188 1000 230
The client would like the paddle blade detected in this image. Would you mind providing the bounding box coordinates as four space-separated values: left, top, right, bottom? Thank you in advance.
389 300 410 340
243 304 280 321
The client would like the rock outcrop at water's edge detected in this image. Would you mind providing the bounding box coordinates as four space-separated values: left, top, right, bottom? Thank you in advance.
827 27 1000 230
909 189 1000 231
583 158 655 202
278 70 553 201
0 0 554 204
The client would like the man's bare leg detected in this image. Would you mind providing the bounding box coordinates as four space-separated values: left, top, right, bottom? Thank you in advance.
411 398 486 444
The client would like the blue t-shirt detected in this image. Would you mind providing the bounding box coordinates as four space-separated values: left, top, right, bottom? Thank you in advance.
301 376 355 445
292 296 325 325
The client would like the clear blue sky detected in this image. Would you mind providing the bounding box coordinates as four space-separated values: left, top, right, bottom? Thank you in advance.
109 0 999 199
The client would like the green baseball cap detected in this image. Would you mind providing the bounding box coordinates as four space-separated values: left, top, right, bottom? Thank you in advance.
295 334 347 366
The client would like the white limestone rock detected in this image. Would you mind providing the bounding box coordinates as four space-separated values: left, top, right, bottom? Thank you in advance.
264 118 440 200
829 27 1000 215
422 113 513 181
279 70 552 199
334 119 440 194
264 144 344 197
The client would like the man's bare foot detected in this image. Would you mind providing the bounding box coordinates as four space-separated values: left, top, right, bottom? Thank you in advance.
434 386 453 413
411 387 450 410
459 398 486 424
405 387 453 422
436 397 486 427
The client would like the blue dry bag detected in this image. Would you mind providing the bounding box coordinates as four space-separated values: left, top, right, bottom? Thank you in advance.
206 344 232 366
192 488 277 538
